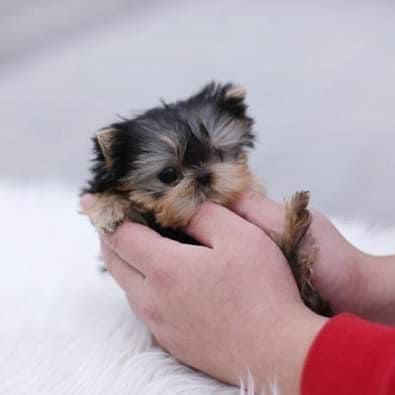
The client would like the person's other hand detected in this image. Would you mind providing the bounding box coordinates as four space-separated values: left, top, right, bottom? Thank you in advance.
232 191 395 324
81 195 326 394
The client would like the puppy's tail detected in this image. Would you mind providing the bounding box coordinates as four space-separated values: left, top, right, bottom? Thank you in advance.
281 191 332 316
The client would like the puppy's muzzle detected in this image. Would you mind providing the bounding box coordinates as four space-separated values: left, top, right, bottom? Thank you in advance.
196 169 212 187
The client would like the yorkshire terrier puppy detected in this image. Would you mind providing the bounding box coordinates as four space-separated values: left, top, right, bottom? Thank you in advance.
83 82 332 316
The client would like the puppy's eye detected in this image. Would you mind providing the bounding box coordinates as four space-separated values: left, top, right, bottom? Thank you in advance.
158 167 178 184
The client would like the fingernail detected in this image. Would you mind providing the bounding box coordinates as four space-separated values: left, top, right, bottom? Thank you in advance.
80 194 96 213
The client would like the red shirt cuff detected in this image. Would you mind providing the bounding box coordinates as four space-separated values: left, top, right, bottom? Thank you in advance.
302 313 395 395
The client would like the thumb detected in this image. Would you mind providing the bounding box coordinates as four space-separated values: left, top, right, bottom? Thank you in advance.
231 191 286 235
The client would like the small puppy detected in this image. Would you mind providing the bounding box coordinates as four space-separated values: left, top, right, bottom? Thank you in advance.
83 82 331 316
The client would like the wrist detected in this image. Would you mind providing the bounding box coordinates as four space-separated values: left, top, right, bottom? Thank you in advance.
356 254 395 325
252 306 328 395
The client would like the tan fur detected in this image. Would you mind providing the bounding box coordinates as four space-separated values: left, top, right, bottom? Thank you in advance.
281 192 332 316
123 160 258 229
128 190 158 212
86 159 331 315
85 82 332 316
209 159 254 205
96 129 116 167
282 191 312 258
81 193 130 233
88 158 260 231
153 178 199 228
150 160 256 228
225 85 247 100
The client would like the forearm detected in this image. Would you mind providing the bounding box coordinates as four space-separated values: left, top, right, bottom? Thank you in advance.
251 309 327 395
358 254 395 325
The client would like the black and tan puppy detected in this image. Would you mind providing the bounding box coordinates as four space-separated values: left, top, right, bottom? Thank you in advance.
83 82 331 316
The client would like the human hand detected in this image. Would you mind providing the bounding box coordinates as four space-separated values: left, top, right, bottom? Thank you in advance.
232 191 395 325
81 195 326 394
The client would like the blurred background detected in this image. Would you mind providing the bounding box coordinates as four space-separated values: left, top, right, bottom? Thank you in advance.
1 0 394 225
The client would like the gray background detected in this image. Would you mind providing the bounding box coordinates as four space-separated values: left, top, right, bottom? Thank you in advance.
1 0 394 226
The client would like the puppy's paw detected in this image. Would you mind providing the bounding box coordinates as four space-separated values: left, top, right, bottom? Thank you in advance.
82 194 128 234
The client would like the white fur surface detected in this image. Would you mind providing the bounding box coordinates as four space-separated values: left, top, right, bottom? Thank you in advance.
0 183 394 395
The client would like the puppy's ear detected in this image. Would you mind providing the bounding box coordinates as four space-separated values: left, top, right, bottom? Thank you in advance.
224 84 247 100
221 83 248 118
95 128 117 167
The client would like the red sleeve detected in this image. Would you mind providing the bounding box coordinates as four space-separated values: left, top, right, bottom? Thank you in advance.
302 314 395 395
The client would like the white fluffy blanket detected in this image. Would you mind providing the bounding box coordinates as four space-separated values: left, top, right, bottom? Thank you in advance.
1 184 394 395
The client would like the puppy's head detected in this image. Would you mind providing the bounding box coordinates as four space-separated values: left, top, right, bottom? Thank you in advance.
92 82 256 228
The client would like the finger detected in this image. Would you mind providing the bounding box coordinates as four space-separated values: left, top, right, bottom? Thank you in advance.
231 191 286 235
186 201 260 249
80 193 95 212
102 221 183 277
101 239 146 299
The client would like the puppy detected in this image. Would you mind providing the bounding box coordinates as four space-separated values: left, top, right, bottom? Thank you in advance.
82 82 331 316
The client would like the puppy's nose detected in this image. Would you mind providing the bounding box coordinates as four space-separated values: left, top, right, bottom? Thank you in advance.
196 170 212 186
